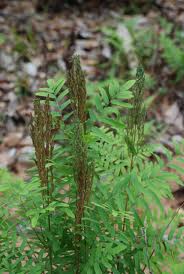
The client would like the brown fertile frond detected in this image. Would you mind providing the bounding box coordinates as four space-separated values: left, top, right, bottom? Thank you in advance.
67 55 87 123
126 66 146 155
67 55 93 273
31 97 59 199
73 123 93 222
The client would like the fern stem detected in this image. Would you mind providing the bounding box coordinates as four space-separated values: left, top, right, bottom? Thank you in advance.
48 214 53 274
122 154 134 232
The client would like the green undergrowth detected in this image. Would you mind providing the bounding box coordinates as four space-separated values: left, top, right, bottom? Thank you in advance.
102 17 184 95
0 56 184 273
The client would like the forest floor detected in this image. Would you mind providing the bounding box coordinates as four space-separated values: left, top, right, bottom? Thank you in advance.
0 0 184 209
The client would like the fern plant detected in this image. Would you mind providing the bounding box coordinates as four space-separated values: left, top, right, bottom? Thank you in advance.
101 26 127 78
0 55 184 273
160 33 184 82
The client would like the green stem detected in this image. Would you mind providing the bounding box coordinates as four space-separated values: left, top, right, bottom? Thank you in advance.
122 154 134 232
46 170 53 273
117 154 134 271
48 214 53 274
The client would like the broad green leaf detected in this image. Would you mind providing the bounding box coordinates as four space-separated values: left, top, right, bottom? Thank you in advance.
99 87 109 105
95 94 103 112
112 99 132 108
122 80 135 90
99 117 125 130
112 244 126 255
31 215 39 228
63 111 73 121
59 99 71 111
103 106 119 116
116 90 133 99
109 80 119 97
63 208 74 218
35 92 56 99
57 88 69 101
54 79 65 95
92 127 112 144
92 202 108 210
